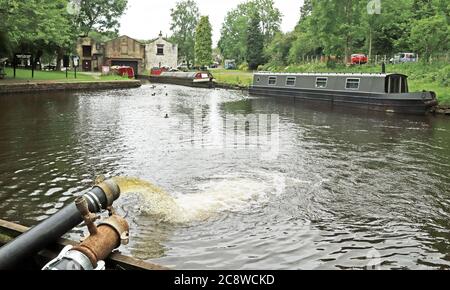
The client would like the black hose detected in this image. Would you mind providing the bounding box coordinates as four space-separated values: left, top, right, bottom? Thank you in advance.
0 181 120 270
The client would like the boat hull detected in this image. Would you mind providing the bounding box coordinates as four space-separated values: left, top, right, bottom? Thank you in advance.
249 86 438 115
144 76 215 88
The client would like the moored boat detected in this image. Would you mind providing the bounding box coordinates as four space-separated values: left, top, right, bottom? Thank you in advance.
249 72 438 115
148 71 216 88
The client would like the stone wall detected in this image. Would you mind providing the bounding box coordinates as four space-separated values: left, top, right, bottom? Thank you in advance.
76 37 104 72
104 36 146 75
145 35 178 70
0 81 142 94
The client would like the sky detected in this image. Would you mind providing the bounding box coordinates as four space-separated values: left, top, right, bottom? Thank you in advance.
119 0 304 45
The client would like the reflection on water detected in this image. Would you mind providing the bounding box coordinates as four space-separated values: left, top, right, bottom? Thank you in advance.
0 84 449 269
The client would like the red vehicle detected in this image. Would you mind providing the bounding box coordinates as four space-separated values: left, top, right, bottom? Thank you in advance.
117 66 135 78
150 67 169 76
351 54 368 65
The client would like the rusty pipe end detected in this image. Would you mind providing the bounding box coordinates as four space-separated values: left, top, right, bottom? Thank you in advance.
98 215 130 246
95 179 121 208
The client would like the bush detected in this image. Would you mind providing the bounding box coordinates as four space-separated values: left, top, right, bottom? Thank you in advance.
438 65 450 87
326 59 337 69
238 62 249 71
257 65 266 71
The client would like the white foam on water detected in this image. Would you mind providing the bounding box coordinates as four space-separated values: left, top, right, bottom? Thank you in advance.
113 172 287 224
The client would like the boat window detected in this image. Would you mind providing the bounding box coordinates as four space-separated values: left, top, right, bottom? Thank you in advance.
316 77 328 88
286 77 296 86
268 76 277 85
346 78 360 90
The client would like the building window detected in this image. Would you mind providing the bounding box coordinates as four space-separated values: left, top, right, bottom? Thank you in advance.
268 76 277 85
316 77 328 88
82 46 92 58
346 78 360 90
256 77 261 83
286 77 296 86
157 44 164 55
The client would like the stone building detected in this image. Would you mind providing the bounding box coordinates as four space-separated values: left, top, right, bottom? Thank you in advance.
103 35 146 76
75 32 178 76
145 32 178 69
76 37 104 72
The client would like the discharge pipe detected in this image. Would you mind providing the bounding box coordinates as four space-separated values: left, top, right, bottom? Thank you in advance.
42 196 129 270
0 179 121 270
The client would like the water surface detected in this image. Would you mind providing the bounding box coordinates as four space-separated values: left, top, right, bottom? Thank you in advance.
0 84 449 269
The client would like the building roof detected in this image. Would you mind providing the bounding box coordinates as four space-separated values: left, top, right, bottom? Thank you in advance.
104 35 145 45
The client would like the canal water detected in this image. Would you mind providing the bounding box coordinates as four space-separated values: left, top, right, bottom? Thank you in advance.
0 84 449 270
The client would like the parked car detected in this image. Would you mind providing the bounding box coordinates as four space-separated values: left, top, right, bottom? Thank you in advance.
351 54 368 65
177 64 189 72
43 64 57 71
210 62 219 69
390 53 417 64
224 59 236 70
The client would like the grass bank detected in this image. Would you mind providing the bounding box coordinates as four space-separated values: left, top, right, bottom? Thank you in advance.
1 68 134 83
211 62 450 105
211 69 254 87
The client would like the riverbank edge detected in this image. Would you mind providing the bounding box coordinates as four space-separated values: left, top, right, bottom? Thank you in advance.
0 80 142 94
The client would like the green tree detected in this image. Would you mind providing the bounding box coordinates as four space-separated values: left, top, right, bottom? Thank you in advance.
254 0 282 43
412 0 435 19
74 0 128 36
1 0 74 53
170 0 200 68
218 0 281 64
218 3 252 63
194 16 212 68
265 32 295 66
247 12 264 70
410 15 449 61
310 0 366 62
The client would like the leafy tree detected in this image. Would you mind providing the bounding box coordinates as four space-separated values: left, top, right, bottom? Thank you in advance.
74 0 128 36
265 32 295 66
218 0 281 64
253 0 282 43
299 0 312 22
88 30 119 43
218 3 252 63
310 0 366 62
246 12 264 70
194 16 212 68
410 15 449 60
170 0 200 68
412 0 435 19
1 0 74 53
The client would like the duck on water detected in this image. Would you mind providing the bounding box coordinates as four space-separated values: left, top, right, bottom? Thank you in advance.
249 72 438 115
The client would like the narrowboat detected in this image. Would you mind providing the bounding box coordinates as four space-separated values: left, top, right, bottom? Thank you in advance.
249 72 438 114
149 71 216 88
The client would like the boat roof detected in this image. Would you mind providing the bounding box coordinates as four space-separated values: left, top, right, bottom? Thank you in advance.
254 72 407 78
160 71 209 78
